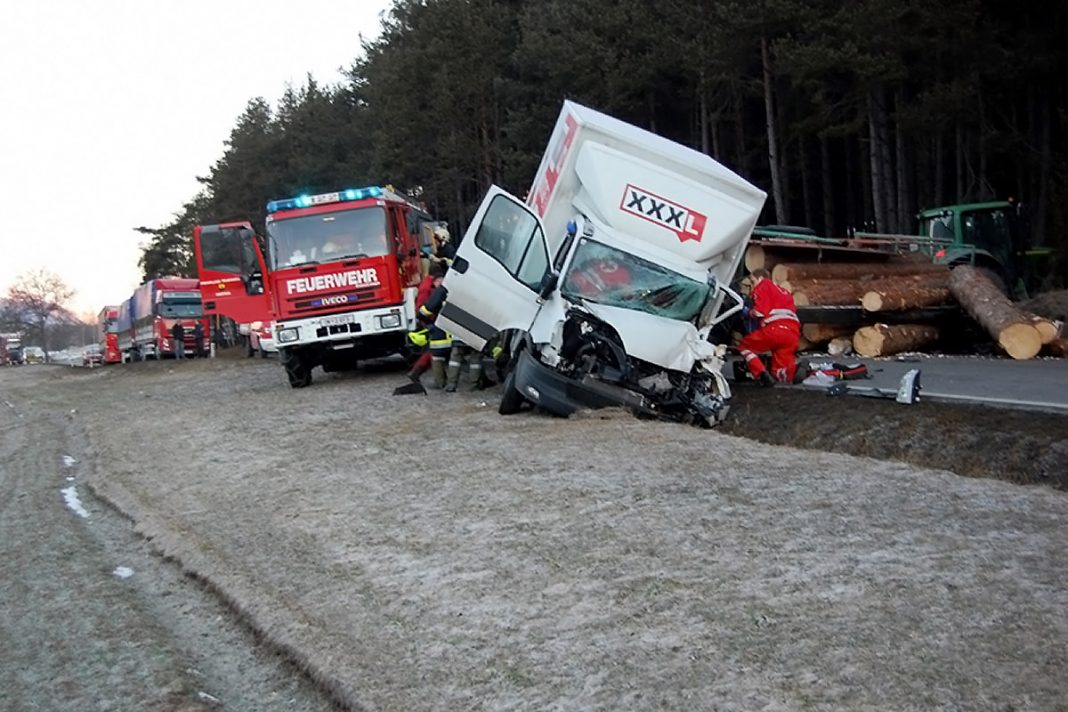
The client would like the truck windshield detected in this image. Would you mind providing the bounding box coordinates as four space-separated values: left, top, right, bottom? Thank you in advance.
561 238 710 322
268 205 389 268
158 296 203 318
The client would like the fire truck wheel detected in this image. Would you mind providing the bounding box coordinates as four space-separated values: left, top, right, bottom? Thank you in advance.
283 351 313 388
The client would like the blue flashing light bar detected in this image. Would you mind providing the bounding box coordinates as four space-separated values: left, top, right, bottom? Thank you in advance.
266 185 384 214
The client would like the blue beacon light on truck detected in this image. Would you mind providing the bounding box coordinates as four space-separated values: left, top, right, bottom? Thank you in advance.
266 186 384 214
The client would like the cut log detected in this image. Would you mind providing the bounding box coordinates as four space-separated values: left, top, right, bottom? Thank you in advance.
791 280 868 306
861 285 950 312
827 336 853 356
852 323 940 357
744 244 768 272
772 261 948 284
1024 313 1059 344
949 265 1042 360
802 323 854 344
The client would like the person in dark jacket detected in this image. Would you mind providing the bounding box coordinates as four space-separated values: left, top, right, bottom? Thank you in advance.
171 321 186 360
193 322 206 357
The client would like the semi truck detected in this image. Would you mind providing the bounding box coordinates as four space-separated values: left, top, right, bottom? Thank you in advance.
116 278 209 360
96 306 122 364
437 101 767 426
194 185 433 386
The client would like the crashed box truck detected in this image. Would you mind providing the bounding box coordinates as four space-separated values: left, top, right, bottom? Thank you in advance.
438 101 766 425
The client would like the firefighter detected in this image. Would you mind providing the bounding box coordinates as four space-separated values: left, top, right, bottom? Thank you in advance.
405 262 445 383
737 268 800 386
429 227 455 269
415 279 452 389
444 340 481 392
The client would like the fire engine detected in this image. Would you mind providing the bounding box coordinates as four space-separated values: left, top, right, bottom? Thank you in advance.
116 278 210 360
96 306 122 364
194 185 432 387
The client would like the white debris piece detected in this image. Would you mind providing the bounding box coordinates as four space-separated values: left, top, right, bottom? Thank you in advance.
113 566 134 579
61 486 90 518
63 455 77 467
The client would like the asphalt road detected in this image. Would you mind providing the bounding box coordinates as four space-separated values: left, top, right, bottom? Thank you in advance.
794 354 1068 413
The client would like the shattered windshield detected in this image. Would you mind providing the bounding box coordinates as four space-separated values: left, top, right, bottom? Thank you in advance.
561 238 710 322
268 206 388 268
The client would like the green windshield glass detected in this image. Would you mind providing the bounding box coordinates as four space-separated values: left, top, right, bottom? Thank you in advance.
561 238 710 322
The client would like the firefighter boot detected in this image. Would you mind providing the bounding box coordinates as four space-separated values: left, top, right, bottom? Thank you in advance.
758 371 776 387
431 357 447 389
406 357 430 383
444 359 461 393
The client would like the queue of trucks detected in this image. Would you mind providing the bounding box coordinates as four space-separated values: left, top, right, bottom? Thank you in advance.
111 278 210 361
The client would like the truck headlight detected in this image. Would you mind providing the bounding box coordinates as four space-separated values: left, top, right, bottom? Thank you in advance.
277 327 299 343
377 313 402 329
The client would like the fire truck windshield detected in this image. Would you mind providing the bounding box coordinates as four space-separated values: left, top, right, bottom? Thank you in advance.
268 205 389 269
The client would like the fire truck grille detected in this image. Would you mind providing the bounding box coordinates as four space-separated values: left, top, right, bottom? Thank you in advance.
287 287 383 314
316 323 363 338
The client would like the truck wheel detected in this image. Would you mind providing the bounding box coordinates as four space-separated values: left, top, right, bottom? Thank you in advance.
283 351 313 388
498 368 525 415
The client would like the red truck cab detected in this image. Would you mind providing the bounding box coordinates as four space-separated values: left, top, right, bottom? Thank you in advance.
195 185 430 386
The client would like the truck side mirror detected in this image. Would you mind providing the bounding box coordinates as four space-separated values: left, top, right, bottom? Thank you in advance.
538 271 559 300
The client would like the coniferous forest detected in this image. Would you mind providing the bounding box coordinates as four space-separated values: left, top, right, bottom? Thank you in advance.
138 0 1067 284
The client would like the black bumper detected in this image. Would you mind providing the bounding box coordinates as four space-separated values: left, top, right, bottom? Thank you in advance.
512 349 657 418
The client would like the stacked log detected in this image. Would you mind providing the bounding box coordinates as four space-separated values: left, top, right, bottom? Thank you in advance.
789 272 949 308
853 324 940 357
772 261 948 284
949 265 1042 360
801 323 854 344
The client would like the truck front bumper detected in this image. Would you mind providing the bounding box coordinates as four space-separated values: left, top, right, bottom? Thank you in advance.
512 349 659 418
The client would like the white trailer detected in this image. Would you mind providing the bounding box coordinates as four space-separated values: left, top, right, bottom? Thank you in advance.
438 101 766 425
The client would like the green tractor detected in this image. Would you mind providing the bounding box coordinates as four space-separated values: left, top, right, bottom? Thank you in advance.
917 200 1055 296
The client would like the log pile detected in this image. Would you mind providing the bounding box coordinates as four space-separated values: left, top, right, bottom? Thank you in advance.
755 258 1059 359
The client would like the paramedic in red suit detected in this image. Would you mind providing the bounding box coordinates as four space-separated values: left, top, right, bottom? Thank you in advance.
738 268 800 386
566 254 631 296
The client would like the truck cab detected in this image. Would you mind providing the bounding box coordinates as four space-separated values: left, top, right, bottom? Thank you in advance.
438 101 766 426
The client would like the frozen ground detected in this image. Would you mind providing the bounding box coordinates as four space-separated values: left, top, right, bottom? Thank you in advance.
2 355 1066 710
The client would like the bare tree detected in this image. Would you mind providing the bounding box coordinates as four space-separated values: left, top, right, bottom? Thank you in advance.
3 270 75 361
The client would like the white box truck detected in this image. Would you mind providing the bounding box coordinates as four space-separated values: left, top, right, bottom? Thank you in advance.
437 101 766 425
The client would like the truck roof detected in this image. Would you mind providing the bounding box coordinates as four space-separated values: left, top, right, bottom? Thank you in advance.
918 201 1012 217
527 101 766 277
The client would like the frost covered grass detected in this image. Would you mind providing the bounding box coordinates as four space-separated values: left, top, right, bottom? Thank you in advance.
32 357 1068 711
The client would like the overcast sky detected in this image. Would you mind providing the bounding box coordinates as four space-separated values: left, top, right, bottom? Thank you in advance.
0 0 392 318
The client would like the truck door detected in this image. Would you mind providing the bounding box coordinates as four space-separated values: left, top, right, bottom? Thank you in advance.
438 187 553 350
194 222 272 323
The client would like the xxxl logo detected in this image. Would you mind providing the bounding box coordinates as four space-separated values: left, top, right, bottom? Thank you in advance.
620 185 707 243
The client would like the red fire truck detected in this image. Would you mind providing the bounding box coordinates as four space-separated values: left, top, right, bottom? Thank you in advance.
96 306 122 364
116 278 210 360
194 185 430 386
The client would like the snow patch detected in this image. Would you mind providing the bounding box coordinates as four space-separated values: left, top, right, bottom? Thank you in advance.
61 486 90 518
113 566 134 579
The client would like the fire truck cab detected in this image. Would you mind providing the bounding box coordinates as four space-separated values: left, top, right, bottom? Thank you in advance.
195 185 430 387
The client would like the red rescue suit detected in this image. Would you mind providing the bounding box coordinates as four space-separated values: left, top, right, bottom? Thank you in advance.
739 277 801 383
